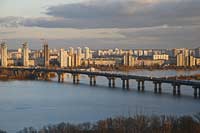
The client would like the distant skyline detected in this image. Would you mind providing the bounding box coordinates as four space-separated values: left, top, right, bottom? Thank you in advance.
1 0 200 49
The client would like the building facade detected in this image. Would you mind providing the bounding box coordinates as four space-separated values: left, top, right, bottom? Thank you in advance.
44 44 49 67
1 42 7 67
22 43 29 67
123 53 135 66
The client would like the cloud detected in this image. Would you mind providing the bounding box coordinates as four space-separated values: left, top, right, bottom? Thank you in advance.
0 16 23 27
45 0 162 18
41 0 200 28
1 0 200 29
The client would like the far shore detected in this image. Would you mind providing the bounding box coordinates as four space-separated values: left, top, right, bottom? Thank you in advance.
91 65 200 72
0 66 200 81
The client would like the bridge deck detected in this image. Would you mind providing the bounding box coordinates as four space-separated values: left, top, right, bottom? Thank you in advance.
1 67 200 87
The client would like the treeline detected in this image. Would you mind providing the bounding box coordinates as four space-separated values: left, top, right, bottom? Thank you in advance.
13 113 200 133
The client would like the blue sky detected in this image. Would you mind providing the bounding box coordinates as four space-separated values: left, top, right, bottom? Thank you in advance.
0 0 200 49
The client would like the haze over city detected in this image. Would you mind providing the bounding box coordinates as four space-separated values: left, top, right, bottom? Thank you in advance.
1 0 200 49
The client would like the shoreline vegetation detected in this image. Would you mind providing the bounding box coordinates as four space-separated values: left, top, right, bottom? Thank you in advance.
0 69 56 81
0 113 199 133
93 65 200 72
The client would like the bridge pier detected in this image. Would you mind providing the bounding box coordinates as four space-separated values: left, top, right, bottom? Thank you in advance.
153 81 162 94
154 82 158 93
88 75 96 86
137 80 141 91
61 73 64 83
172 84 181 96
126 79 129 90
193 87 197 98
108 78 112 88
58 74 60 83
58 73 64 83
89 76 93 86
93 76 96 86
112 78 115 88
141 80 145 92
108 77 116 88
122 79 125 89
77 74 80 84
121 78 129 90
58 73 65 83
177 85 181 96
173 85 176 96
72 74 80 84
158 82 162 94
73 74 76 84
193 87 200 99
58 73 61 83
136 80 145 92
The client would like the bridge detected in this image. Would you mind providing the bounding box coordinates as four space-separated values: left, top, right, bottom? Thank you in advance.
1 66 200 98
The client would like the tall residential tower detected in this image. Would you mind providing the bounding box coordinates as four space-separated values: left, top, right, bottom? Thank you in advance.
22 42 29 67
1 42 7 67
44 43 49 67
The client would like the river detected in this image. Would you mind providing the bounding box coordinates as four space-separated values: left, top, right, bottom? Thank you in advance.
0 70 200 132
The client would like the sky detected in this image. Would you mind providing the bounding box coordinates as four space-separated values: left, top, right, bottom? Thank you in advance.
0 0 200 49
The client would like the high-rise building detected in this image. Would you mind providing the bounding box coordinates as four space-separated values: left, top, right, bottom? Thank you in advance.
84 47 90 59
176 53 184 66
189 56 196 67
60 49 68 67
123 53 135 67
44 43 49 67
77 47 83 59
69 47 74 56
128 49 133 55
77 47 82 55
22 42 29 67
176 52 195 67
67 55 72 67
114 48 120 55
74 54 81 67
1 42 7 67
182 48 189 57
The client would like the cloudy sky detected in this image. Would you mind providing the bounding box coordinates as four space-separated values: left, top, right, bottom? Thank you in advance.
0 0 200 49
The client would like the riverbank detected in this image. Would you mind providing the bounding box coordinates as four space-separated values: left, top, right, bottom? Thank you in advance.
92 65 200 72
167 74 200 80
0 67 200 81
0 69 56 81
12 113 200 133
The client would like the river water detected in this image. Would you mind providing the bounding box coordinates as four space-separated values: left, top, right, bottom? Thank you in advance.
0 70 200 132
